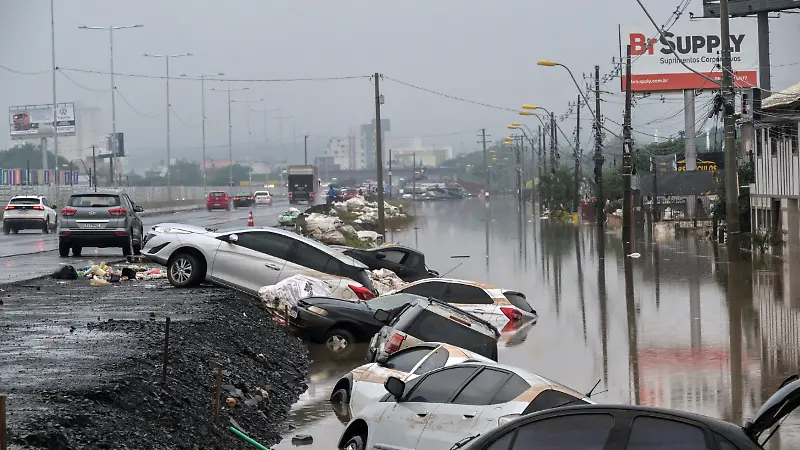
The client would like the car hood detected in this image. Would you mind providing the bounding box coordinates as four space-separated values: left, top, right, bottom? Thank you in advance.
744 375 800 439
299 297 368 311
151 223 216 235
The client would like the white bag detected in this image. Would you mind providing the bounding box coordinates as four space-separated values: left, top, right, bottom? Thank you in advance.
258 274 334 312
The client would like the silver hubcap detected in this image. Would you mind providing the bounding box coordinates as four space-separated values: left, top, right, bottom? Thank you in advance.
327 335 349 352
171 258 192 283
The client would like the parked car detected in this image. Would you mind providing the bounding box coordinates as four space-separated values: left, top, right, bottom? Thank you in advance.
3 195 58 234
391 278 536 329
338 245 439 282
141 224 377 299
455 375 800 450
290 293 423 359
232 192 254 209
337 361 593 450
331 342 493 417
58 190 144 257
206 191 230 211
254 190 272 206
367 296 500 362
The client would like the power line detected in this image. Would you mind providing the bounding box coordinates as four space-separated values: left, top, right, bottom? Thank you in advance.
59 67 371 83
57 69 111 92
0 64 52 75
169 106 202 128
115 88 164 118
382 76 517 112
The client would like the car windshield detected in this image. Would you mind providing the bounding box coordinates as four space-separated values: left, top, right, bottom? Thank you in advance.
10 198 40 205
366 294 416 311
255 191 269 196
504 292 534 313
236 193 251 196
68 194 120 207
399 308 497 360
209 192 226 197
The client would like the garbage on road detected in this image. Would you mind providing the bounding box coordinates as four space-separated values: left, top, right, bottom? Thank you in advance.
277 207 301 226
258 274 335 312
368 268 409 294
50 260 165 285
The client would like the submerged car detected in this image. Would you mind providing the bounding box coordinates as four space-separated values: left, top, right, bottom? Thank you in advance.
330 342 493 417
141 224 376 299
457 375 800 450
337 361 594 450
338 245 439 282
290 293 423 359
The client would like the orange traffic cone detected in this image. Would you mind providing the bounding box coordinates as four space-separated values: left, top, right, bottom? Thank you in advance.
247 211 254 227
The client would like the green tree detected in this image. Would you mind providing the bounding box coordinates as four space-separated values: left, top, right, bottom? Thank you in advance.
0 143 70 170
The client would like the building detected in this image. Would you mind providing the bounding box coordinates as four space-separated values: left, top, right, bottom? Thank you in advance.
392 138 453 168
326 136 354 170
748 81 800 252
359 119 390 170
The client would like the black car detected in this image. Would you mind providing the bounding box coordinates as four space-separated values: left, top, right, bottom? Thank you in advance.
456 375 800 450
289 293 423 359
231 192 254 209
340 245 439 282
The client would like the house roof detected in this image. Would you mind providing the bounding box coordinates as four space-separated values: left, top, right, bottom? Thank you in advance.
762 81 800 110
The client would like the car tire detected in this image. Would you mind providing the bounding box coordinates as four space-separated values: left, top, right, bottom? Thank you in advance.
42 218 50 234
342 435 366 450
330 387 350 403
72 246 82 257
167 252 203 288
58 239 70 257
132 227 143 255
2 222 9 235
324 328 356 359
122 232 133 256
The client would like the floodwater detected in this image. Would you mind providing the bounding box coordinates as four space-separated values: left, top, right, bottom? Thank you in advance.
274 197 800 450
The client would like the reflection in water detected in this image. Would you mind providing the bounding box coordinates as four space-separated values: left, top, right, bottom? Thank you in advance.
624 239 640 406
728 258 744 426
689 238 702 350
597 230 610 388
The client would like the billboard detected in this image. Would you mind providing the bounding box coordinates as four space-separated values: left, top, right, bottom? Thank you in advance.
103 132 125 156
621 19 758 92
9 103 76 139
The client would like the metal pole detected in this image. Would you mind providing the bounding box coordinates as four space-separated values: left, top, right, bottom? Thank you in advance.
109 27 115 187
574 95 581 212
50 0 59 200
228 90 233 186
413 153 416 202
594 65 605 230
481 129 489 196
304 134 308 165
201 75 207 193
516 137 523 203
92 144 97 192
374 72 386 238
549 112 556 172
388 149 392 199
623 45 633 246
166 56 171 199
684 89 697 170
720 0 741 256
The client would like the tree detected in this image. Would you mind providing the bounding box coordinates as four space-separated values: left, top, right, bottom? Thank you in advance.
0 143 70 170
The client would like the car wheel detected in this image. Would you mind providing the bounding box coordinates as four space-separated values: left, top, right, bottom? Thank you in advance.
168 252 202 288
330 387 350 403
324 328 356 359
342 435 366 450
72 246 82 257
2 222 9 235
42 218 50 234
132 228 143 255
11 228 19 234
122 232 133 256
58 239 70 257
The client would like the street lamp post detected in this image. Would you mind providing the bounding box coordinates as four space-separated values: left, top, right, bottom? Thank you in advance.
212 87 250 186
304 134 309 165
78 24 143 188
180 72 225 194
143 52 193 199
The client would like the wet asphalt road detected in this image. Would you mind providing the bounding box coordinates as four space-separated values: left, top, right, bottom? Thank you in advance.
0 200 289 283
274 197 800 450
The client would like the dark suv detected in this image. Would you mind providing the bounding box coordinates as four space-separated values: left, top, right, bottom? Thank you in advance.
58 190 144 257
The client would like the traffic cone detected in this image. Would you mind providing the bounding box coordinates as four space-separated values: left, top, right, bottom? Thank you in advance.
247 211 254 227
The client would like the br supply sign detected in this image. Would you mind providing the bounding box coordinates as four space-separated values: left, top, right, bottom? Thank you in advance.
621 18 758 92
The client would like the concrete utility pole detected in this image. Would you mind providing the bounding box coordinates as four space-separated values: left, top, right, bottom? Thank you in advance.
180 72 224 194
549 113 556 172
479 129 490 196
684 89 697 171
540 125 546 174
304 134 309 165
720 0 741 256
212 87 249 187
574 95 581 213
49 0 57 191
622 45 634 247
594 65 605 230
516 136 523 204
757 12 771 98
374 72 386 239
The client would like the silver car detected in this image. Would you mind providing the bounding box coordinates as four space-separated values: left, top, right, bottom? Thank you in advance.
58 190 144 257
141 224 377 299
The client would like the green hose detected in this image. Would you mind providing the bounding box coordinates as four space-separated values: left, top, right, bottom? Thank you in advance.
229 426 270 450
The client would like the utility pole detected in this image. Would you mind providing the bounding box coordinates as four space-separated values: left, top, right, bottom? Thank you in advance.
92 144 97 193
479 129 490 197
594 65 605 230
516 136 523 204
622 45 633 247
539 125 546 175
211 86 249 187
304 134 309 165
720 0 741 256
574 95 581 213
549 113 556 172
50 0 58 199
412 153 416 202
388 149 393 199
374 72 386 239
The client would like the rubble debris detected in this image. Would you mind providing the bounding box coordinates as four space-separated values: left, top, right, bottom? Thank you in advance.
277 207 301 226
292 434 314 444
357 230 382 245
368 268 409 295
258 275 334 312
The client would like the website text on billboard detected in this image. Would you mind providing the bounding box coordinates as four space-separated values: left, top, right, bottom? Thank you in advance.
621 18 758 92
8 103 76 139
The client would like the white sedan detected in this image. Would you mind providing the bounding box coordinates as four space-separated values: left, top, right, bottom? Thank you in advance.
3 195 58 234
254 190 272 206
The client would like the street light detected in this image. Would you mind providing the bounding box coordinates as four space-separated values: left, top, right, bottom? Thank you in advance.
78 24 144 187
211 87 250 186
536 61 596 122
230 98 266 141
143 52 193 199
180 72 224 194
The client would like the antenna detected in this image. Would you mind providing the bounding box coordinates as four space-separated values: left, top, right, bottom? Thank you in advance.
586 379 602 398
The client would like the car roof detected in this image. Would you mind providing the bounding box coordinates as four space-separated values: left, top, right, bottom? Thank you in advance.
415 297 500 337
9 195 43 200
447 361 566 390
69 189 123 196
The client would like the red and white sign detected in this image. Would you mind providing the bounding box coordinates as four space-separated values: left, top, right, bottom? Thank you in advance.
621 18 758 92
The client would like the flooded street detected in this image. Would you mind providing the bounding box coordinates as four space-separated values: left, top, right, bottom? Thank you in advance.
275 197 800 449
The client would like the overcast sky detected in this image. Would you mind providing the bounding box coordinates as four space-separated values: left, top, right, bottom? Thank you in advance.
2 0 798 167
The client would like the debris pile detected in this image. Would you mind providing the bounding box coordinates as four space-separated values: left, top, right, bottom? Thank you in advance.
257 274 337 312
338 197 406 227
369 268 409 294
51 262 166 285
277 207 301 226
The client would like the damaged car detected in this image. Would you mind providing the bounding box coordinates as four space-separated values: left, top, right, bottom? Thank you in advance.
336 245 440 282
141 224 376 299
337 361 594 450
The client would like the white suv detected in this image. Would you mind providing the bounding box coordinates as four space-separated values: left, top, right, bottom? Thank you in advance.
3 195 58 234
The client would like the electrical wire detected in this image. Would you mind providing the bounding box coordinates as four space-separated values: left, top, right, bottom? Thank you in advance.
0 64 52 75
115 88 164 118
382 76 517 112
170 106 202 128
59 67 371 83
57 69 111 92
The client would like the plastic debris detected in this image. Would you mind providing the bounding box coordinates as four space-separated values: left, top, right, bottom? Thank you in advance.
368 269 409 295
226 397 237 407
258 274 334 312
277 207 301 226
52 265 78 280
90 278 111 287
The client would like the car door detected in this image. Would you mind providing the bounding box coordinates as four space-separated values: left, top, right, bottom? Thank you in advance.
500 412 617 450
417 367 516 450
441 283 495 316
351 346 437 414
210 230 292 294
41 197 56 223
371 366 479 450
624 415 714 450
125 195 143 232
398 280 450 300
471 373 533 435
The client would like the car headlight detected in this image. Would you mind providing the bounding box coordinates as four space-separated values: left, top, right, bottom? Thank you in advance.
307 306 328 316
153 226 190 234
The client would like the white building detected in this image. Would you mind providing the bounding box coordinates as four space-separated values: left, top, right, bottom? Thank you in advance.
392 137 453 168
326 136 354 170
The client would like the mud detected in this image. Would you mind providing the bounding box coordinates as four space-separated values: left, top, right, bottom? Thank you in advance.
1 277 309 449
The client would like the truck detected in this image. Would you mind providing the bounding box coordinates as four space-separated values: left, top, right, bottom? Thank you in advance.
287 165 318 204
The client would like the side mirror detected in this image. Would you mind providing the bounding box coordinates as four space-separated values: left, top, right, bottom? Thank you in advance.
134 205 144 213
375 252 387 260
384 376 405 400
228 234 239 243
373 309 391 323
376 354 389 366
